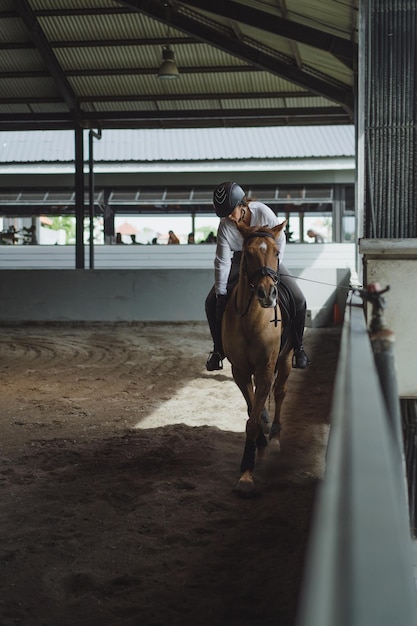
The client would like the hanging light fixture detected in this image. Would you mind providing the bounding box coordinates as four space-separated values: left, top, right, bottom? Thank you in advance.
157 44 179 80
157 4 180 80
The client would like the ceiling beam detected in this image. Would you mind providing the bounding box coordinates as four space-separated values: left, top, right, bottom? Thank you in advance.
14 0 80 120
0 90 317 104
84 107 352 124
84 107 353 123
180 0 356 68
51 36 197 48
0 36 197 50
34 6 131 17
79 91 313 102
0 107 353 131
0 65 263 79
121 0 353 111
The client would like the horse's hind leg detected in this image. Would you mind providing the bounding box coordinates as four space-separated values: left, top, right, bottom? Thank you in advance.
261 407 270 434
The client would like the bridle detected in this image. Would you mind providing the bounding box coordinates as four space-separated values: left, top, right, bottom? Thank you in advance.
235 230 281 325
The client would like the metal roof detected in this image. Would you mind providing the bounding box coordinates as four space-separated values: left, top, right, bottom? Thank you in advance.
0 0 358 130
0 125 355 163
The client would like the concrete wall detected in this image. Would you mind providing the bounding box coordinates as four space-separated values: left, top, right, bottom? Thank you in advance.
0 269 212 322
0 244 355 325
360 238 417 398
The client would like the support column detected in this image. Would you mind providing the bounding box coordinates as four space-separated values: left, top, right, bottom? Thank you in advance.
74 126 84 269
360 0 417 239
359 0 417 532
103 190 115 245
88 128 102 269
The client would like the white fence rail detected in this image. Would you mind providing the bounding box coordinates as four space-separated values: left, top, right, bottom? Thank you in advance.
297 292 417 626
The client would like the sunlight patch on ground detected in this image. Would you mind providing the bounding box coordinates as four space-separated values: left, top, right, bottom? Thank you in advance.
134 362 247 432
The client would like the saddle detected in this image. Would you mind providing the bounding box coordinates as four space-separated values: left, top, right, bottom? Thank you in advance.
277 280 297 354
277 280 296 327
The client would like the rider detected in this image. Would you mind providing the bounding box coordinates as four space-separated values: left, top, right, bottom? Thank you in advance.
205 181 310 371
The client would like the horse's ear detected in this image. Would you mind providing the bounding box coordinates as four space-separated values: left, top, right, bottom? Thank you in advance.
271 220 287 238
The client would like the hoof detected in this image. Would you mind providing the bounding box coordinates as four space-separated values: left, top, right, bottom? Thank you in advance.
234 473 257 497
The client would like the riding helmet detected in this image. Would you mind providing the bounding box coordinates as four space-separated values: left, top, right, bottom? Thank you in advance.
213 182 245 218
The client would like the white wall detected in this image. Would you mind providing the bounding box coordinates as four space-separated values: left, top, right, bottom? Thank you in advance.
0 244 355 325
360 238 417 398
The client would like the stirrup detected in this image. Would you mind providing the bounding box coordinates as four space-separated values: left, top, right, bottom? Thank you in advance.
292 347 310 369
206 351 223 371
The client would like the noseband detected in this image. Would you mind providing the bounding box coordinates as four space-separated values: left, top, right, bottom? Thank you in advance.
248 264 279 289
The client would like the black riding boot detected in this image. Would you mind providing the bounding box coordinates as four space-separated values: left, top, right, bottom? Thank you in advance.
205 289 225 371
292 307 310 369
206 317 224 370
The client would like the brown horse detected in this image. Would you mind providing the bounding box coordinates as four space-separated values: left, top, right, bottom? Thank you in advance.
222 221 294 495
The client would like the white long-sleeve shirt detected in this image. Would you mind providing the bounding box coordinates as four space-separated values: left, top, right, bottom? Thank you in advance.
214 201 286 295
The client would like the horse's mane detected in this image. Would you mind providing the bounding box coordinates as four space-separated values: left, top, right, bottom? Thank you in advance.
237 221 269 236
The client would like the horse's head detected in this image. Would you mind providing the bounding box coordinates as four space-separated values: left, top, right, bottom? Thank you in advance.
237 220 287 308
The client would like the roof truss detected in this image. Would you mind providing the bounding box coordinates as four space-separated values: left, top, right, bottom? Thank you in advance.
0 0 358 130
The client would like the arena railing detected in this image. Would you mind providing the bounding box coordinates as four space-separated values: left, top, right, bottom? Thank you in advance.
297 290 417 626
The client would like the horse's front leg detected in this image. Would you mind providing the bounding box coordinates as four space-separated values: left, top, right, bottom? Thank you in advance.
269 350 293 452
237 375 273 496
231 364 254 418
230 366 259 494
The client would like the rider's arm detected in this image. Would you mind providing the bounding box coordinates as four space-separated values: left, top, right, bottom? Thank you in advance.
214 222 232 296
276 228 286 263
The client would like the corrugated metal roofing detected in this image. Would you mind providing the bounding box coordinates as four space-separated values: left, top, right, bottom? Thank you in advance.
0 0 358 130
0 126 355 163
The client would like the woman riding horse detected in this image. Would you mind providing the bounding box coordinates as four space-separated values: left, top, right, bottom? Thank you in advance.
205 181 310 371
222 221 295 493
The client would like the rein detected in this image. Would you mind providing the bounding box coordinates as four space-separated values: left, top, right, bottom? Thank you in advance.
234 230 281 325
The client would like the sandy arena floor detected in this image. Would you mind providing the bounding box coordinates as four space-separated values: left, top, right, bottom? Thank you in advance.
0 322 340 626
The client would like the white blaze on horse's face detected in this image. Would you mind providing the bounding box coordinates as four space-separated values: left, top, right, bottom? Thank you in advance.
247 238 279 308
